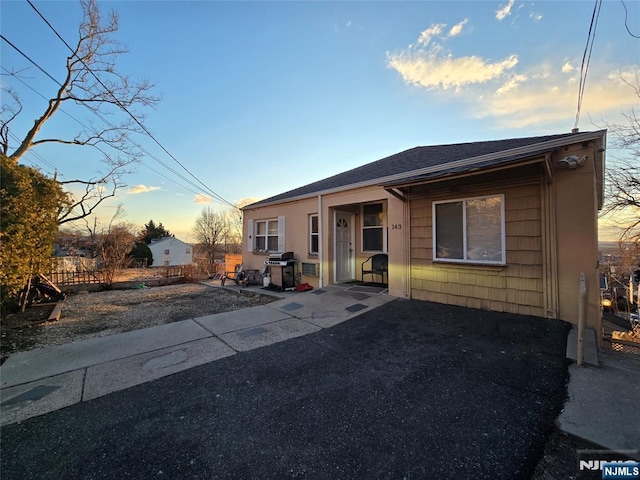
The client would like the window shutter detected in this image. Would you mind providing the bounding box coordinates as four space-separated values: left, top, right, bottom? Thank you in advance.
278 216 285 252
246 220 253 252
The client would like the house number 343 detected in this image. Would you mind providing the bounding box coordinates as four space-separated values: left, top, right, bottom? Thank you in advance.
391 224 402 230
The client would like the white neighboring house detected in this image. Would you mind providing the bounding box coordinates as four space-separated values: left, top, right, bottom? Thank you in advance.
148 237 193 266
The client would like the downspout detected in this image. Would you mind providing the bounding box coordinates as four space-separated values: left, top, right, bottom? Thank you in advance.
318 194 324 288
542 153 559 319
403 190 411 298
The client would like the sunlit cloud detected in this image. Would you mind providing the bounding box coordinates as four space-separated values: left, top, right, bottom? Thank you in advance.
389 53 518 91
417 24 445 46
449 19 468 37
194 194 212 204
474 65 639 128
387 22 518 91
236 197 262 209
496 0 515 21
128 185 160 194
495 74 528 95
388 19 638 129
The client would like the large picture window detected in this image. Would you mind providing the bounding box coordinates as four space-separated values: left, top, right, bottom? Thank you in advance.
433 195 505 264
362 203 385 252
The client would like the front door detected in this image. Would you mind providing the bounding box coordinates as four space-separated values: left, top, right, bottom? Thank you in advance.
335 211 354 282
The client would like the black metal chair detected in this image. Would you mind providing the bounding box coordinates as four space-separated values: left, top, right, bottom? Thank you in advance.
361 253 388 286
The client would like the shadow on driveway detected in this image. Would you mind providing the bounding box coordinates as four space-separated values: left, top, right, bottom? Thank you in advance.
0 299 570 480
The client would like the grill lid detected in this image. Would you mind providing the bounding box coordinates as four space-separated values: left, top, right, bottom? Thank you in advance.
267 252 294 261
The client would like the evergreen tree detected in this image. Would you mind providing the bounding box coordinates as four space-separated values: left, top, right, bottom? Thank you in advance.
138 220 172 244
1 154 69 311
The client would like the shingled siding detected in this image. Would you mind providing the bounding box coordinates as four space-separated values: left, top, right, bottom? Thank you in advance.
409 180 545 317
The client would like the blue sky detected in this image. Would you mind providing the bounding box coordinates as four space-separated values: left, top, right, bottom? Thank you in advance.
2 0 638 241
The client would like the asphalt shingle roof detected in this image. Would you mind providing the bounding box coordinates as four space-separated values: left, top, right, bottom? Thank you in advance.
245 131 601 208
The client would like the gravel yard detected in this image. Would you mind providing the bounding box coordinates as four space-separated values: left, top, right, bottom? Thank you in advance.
1 283 275 362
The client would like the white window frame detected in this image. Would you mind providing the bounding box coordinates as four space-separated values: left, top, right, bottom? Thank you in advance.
251 216 285 253
309 214 319 255
361 202 386 253
432 194 506 265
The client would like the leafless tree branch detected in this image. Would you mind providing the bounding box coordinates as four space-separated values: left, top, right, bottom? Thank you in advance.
0 0 159 224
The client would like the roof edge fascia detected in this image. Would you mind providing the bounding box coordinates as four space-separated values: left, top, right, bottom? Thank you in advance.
242 130 606 210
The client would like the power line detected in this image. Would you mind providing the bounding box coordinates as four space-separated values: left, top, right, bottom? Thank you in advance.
574 0 602 131
25 0 238 211
620 0 640 38
0 38 231 207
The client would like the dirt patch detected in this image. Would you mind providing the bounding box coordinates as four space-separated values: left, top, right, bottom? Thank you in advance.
1 283 275 363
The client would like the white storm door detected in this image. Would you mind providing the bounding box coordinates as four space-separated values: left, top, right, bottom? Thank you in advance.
335 211 354 282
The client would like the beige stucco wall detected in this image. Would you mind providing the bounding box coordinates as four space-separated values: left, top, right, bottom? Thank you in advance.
242 186 409 296
552 143 601 332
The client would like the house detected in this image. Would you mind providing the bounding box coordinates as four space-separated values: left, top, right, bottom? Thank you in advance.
148 237 193 266
242 130 606 335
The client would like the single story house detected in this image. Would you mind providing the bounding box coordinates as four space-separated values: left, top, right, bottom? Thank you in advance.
148 237 193 266
242 130 606 335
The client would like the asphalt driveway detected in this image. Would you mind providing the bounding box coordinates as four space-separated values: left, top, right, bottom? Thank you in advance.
0 299 570 480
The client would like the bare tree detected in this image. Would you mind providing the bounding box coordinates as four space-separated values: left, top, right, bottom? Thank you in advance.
600 73 640 246
1 0 159 224
193 207 230 266
97 207 136 287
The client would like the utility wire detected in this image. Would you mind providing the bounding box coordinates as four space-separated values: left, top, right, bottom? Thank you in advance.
25 0 238 210
620 0 640 38
9 131 57 175
0 38 228 206
574 0 602 131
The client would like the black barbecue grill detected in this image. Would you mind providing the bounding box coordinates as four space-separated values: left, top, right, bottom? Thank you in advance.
264 252 296 289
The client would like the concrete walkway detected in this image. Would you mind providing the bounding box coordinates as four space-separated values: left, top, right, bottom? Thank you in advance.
0 283 392 426
559 327 640 457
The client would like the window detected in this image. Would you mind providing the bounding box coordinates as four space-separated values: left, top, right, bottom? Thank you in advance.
185 248 191 254
433 195 505 264
309 214 319 254
164 249 170 255
248 217 285 252
362 203 385 252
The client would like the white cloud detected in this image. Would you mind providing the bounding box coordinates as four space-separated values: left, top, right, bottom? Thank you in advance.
496 0 515 21
417 24 445 45
388 22 639 130
346 20 352 28
529 11 543 22
388 52 518 91
194 194 212 204
128 185 160 194
449 19 468 37
495 74 528 95
387 23 518 91
475 65 639 128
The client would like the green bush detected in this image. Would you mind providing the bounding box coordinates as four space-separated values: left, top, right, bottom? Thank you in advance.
0 155 68 312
